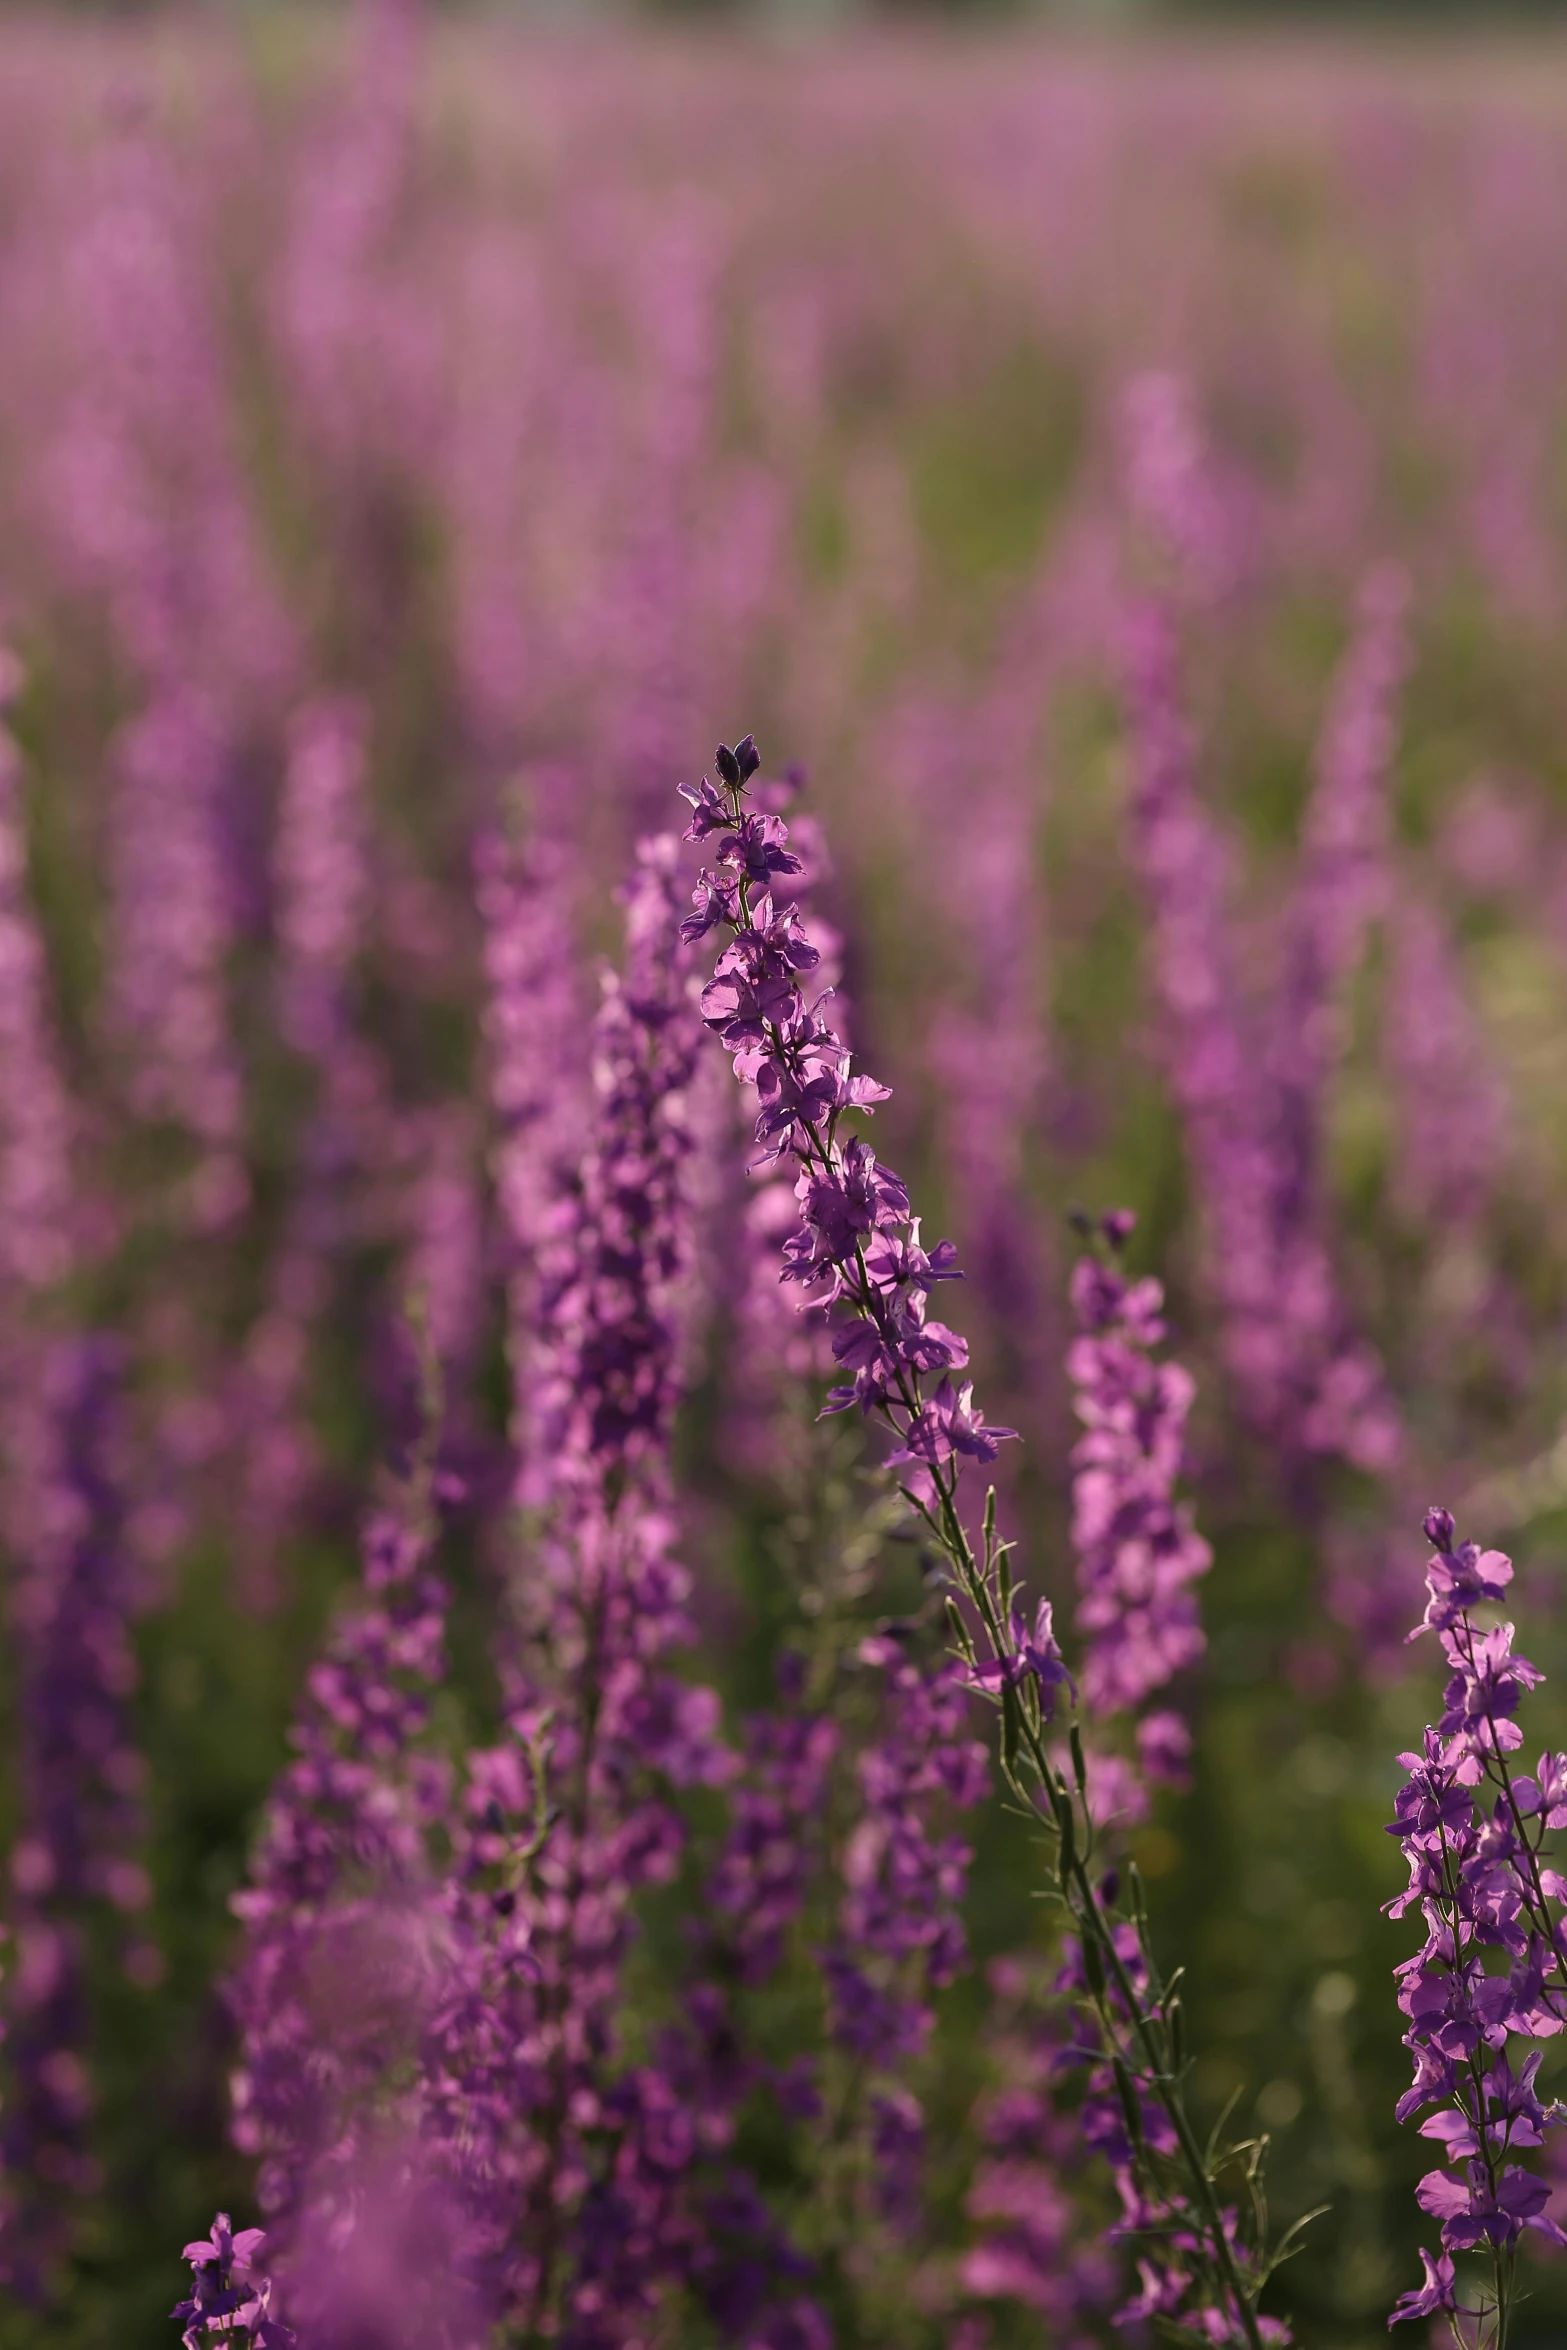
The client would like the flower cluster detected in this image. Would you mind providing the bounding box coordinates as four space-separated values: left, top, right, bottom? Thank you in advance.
528 833 705 1486
0 656 75 1305
441 833 742 2340
813 1637 988 2241
0 1339 146 2301
825 1635 990 2072
1388 1508 1567 2339
172 2214 294 2350
1117 386 1410 1512
709 1705 840 1985
1386 893 1511 1245
959 1961 1118 2341
217 832 745 2348
1120 370 1242 605
1066 1926 1296 2350
1041 1911 1293 2346
281 2146 492 2350
227 1463 450 2246
1068 1217 1211 1726
109 689 248 1232
1273 562 1409 1175
274 694 372 1067
957 1218 1220 2340
475 813 589 1464
224 693 381 1610
681 738 1015 1507
1121 596 1399 1491
717 784 846 1477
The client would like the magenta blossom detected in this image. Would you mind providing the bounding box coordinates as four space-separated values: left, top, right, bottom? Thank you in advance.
1389 1511 1567 2334
171 2214 294 2350
966 1600 1076 1719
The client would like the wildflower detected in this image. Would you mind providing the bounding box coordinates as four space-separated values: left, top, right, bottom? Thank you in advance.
1389 1510 1567 2333
1068 1222 1210 1719
1412 1509 1515 1639
445 835 744 2333
682 744 1288 2350
680 742 1011 1496
824 1640 988 2075
227 1471 450 2245
884 1377 1017 1469
1388 2247 1457 2326
0 1341 143 2299
171 2214 295 2349
1120 587 1401 1496
966 1601 1076 1719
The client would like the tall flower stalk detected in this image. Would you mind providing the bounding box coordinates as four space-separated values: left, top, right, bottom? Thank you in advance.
227 1388 451 2251
228 692 379 1609
1388 1510 1567 2347
1068 1218 1210 1739
0 653 75 1312
962 1218 1212 2332
1120 597 1398 1486
475 812 589 1480
679 736 1300 2347
474 833 734 2342
0 1338 145 2300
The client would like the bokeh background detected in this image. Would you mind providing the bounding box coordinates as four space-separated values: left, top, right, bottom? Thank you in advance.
4 1 1567 2345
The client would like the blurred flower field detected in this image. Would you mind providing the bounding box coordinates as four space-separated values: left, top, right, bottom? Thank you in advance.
5 7 1567 2346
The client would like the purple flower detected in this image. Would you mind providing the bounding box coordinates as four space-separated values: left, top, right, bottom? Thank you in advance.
719 811 805 888
1437 1623 1542 1756
1386 1729 1475 1849
0 666 75 1293
1137 1710 1194 1789
968 1601 1076 1720
675 743 1012 1500
275 694 370 1064
171 2212 295 2350
678 868 743 943
960 1965 1119 2330
108 689 248 1228
1390 1509 1567 2325
677 775 733 840
1068 1241 1210 1720
184 2217 268 2278
1414 2160 1561 2250
884 1377 1017 1469
1 1340 145 2300
823 1642 988 2069
1120 588 1401 1512
522 835 706 1487
1413 1520 1515 1639
1388 2247 1456 2326
709 1710 839 1984
424 836 744 2332
786 1140 909 1275
862 1224 962 1307
825 1311 968 1419
227 1459 451 2251
1511 1754 1567 1829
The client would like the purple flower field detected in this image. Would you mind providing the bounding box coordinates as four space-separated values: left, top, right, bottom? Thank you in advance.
4 9 1567 2346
